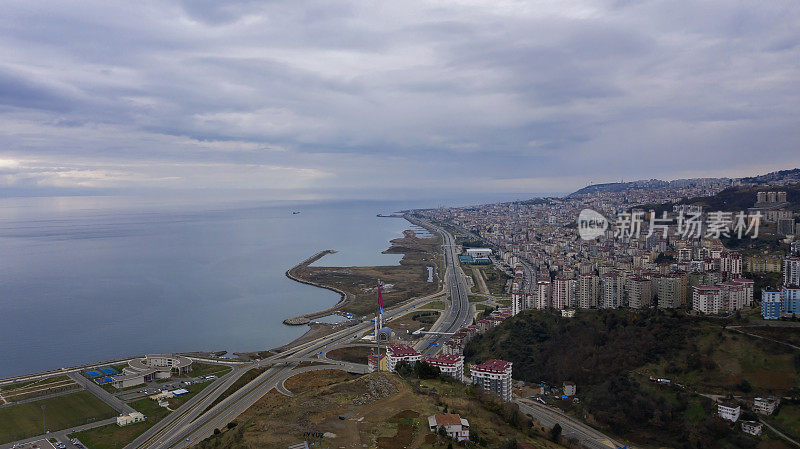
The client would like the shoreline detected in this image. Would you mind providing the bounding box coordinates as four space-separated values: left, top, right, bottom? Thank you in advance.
283 249 352 325
1 214 429 382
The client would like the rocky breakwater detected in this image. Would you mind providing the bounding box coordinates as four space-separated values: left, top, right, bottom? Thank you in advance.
283 249 353 325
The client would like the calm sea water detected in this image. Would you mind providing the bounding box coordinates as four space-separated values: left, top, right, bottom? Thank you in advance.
0 194 536 377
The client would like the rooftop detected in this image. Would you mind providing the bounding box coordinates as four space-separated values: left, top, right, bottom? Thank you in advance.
431 414 463 426
423 354 463 366
473 359 512 373
388 344 420 357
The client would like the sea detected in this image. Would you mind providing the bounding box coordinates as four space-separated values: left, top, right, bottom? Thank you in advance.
0 194 536 378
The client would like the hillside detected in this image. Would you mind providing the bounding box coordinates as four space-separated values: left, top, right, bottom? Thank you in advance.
193 370 568 449
671 184 800 213
464 309 800 449
566 168 800 199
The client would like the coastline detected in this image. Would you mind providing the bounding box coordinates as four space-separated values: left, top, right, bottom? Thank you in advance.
0 213 434 382
283 249 352 325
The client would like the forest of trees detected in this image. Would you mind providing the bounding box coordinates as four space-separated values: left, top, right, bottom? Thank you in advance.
464 309 760 449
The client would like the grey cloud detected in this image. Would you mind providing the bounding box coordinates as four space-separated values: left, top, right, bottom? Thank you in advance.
0 0 798 197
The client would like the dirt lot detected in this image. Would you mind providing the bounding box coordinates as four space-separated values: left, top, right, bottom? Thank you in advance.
325 345 376 364
194 370 568 449
293 229 443 316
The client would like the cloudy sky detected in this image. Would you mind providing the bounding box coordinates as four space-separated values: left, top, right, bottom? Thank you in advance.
1 0 799 200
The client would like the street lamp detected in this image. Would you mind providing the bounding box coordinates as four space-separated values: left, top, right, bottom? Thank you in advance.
42 404 46 434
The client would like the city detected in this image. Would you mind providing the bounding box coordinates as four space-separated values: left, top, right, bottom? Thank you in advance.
2 1 800 449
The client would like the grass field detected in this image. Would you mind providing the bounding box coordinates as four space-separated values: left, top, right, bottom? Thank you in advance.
0 391 117 444
387 310 440 334
179 362 232 378
74 380 216 449
645 321 800 394
468 295 486 302
74 397 170 449
0 375 80 402
422 300 446 310
204 367 268 413
771 403 800 440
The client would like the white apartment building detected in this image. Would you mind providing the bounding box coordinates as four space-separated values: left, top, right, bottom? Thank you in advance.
471 359 513 402
422 354 464 382
717 402 741 422
386 344 421 372
753 397 780 415
692 285 722 314
785 257 800 286
552 278 573 310
535 281 551 309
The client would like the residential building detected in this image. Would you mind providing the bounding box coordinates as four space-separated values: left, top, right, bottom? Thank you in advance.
577 273 599 309
386 344 421 372
423 354 464 382
367 353 386 372
693 285 722 315
657 275 683 309
471 359 513 402
428 414 470 442
753 397 780 415
730 277 754 306
777 218 795 237
552 278 572 310
535 281 551 309
783 285 800 315
563 381 576 396
717 402 741 422
626 276 652 309
761 289 782 320
741 421 763 436
785 257 800 287
601 273 624 309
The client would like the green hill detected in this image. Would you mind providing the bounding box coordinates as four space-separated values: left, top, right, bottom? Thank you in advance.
464 309 800 448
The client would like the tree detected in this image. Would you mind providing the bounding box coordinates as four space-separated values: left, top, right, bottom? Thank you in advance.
550 423 562 441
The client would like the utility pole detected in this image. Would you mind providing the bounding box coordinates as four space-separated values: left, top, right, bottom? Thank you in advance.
42 404 46 434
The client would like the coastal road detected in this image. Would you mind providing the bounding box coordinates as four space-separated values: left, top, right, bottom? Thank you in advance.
416 221 472 357
129 280 449 449
516 398 622 449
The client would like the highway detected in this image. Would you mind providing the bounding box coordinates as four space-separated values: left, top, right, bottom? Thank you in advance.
417 221 472 356
516 398 621 449
122 218 467 448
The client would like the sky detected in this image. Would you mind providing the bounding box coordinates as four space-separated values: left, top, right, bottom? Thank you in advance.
1 0 799 201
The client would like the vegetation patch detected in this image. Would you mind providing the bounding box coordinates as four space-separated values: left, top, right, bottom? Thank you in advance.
291 228 443 316
464 309 800 448
424 301 447 310
192 371 565 449
180 362 233 378
0 391 116 444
